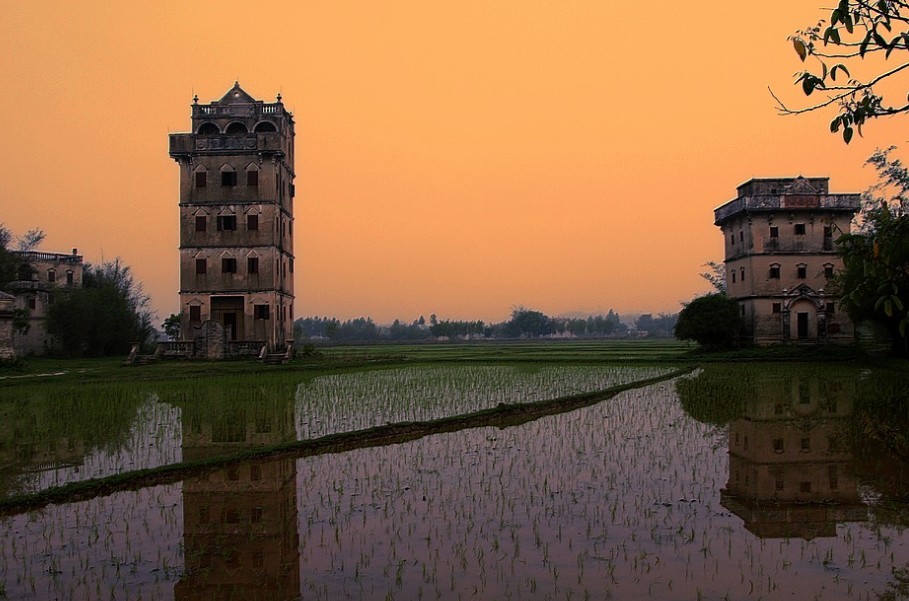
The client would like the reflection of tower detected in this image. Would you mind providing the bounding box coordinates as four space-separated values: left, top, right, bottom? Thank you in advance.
721 374 867 539
175 402 300 601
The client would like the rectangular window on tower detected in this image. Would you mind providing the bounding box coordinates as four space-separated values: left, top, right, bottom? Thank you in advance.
797 265 807 279
221 171 237 187
221 258 237 274
769 265 781 279
247 257 259 273
195 259 207 275
195 216 206 232
195 172 207 188
189 305 201 322
247 214 258 231
794 223 807 235
247 170 258 187
216 215 237 231
254 304 270 320
769 226 779 238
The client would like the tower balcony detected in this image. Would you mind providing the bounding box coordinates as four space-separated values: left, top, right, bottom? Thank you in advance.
169 132 287 158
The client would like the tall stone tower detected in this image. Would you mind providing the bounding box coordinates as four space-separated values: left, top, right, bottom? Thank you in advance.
170 83 295 351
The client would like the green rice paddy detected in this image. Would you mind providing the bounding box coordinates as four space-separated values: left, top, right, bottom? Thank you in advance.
0 342 907 600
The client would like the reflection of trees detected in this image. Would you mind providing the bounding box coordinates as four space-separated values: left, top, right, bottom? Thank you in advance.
175 387 300 601
0 384 142 496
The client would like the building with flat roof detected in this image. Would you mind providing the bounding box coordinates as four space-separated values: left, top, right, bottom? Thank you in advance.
714 177 860 344
4 249 84 355
169 83 295 351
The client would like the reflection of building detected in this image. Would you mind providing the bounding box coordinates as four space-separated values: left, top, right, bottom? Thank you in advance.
714 177 860 344
169 83 295 352
175 402 300 601
2 249 83 355
721 374 867 539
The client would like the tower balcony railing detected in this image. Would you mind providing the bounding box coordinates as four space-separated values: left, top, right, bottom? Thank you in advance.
192 102 287 118
715 194 862 224
169 132 286 156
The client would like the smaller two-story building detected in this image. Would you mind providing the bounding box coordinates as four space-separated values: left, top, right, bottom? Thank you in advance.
4 249 84 354
714 177 860 344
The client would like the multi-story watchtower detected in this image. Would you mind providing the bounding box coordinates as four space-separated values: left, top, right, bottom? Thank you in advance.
169 83 295 350
714 177 860 344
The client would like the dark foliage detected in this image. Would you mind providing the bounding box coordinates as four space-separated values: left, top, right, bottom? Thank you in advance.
674 294 742 350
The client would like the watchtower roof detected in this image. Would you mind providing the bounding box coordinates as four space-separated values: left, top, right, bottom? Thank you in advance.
217 82 257 105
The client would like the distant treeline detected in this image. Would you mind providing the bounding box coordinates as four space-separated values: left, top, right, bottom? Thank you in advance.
294 308 678 344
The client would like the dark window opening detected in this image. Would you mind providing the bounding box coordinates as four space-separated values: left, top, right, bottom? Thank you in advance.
769 265 780 279
222 258 237 274
195 216 206 232
739 267 745 281
217 215 237 231
225 122 248 134
289 257 294 273
731 271 736 284
829 466 839 490
730 233 735 245
254 121 277 133
66 271 73 285
28 297 36 310
247 257 258 273
826 301 835 314
221 171 237 187
254 304 270 320
195 171 207 188
289 183 295 197
189 305 201 322
247 214 258 231
801 437 811 451
769 226 779 238
247 169 258 187
799 481 812 493
794 223 806 235
195 259 207 275
823 225 833 238
739 231 744 242
824 264 834 278
47 269 55 283
197 122 219 135
772 302 781 314
797 265 807 279
773 439 784 453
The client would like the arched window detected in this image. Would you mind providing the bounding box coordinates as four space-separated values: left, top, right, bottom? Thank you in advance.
47 268 56 283
225 122 248 134
254 121 277 133
197 122 220 135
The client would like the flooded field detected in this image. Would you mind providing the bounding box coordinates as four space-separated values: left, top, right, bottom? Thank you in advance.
2 362 909 600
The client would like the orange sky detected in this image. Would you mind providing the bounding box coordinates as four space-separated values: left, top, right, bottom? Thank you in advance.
0 1 901 324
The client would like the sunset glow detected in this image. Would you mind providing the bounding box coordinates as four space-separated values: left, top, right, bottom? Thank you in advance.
0 1 896 324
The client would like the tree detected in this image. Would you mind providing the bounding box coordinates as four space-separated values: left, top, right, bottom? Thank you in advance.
780 1 909 143
163 314 181 341
46 259 154 356
832 147 909 352
0 224 45 287
700 261 727 294
674 294 742 350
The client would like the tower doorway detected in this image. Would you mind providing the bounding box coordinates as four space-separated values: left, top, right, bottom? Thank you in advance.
797 312 809 340
210 296 244 341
